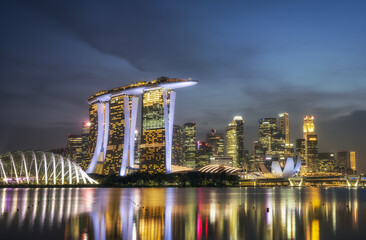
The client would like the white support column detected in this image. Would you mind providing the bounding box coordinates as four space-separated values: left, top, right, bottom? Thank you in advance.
163 91 175 174
43 152 48 185
68 160 72 184
0 159 8 184
60 155 65 184
120 96 131 176
129 97 139 168
21 152 30 184
87 103 105 173
52 153 57 184
9 153 19 184
32 151 39 184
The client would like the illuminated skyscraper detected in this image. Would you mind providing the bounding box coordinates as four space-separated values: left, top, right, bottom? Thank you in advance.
183 122 197 168
206 129 225 157
83 77 197 175
67 134 83 163
225 116 244 168
196 141 211 167
172 125 183 166
257 118 277 159
278 113 290 144
81 121 90 161
139 88 175 174
82 95 139 176
296 115 318 173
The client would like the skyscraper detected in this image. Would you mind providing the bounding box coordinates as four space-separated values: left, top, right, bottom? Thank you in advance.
67 134 83 163
82 77 198 175
196 141 211 167
183 122 197 168
337 151 357 174
278 113 289 144
296 115 318 173
172 125 183 166
225 116 244 168
81 121 90 161
139 88 175 174
257 118 277 158
206 129 225 157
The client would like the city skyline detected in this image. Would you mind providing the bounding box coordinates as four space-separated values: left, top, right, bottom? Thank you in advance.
1 1 366 169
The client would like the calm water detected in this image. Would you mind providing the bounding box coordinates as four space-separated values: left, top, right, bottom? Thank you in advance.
0 187 365 240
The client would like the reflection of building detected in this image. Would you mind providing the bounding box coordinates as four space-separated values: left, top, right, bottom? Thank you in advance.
172 125 183 166
225 116 244 168
67 134 83 163
337 151 357 174
82 77 197 175
183 122 197 168
296 115 318 173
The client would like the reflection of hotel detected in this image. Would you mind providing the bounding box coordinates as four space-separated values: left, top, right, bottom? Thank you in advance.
81 77 197 175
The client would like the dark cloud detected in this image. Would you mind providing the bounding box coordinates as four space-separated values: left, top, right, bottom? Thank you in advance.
1 1 366 171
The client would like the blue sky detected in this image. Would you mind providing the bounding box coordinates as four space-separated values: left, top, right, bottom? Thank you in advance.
1 0 366 168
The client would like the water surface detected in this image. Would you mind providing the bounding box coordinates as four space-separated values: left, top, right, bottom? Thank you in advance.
0 187 365 239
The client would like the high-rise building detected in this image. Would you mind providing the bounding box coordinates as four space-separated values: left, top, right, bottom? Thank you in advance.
206 129 225 157
139 88 175 174
196 141 211 167
318 152 336 173
67 134 83 163
296 115 318 173
337 151 357 174
256 118 277 160
278 113 290 144
81 121 90 161
225 116 244 168
183 122 197 168
82 77 198 176
172 125 183 166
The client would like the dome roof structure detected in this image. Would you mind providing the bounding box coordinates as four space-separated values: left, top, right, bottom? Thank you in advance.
0 151 97 185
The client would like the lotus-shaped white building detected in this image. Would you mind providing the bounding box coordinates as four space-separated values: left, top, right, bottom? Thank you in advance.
0 151 97 185
270 156 302 178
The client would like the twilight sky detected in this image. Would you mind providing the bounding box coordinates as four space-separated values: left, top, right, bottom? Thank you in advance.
1 1 366 169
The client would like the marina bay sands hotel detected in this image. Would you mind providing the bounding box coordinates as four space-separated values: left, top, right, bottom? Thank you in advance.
80 77 197 176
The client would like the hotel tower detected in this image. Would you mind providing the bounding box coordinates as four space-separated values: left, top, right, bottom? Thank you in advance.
81 77 197 175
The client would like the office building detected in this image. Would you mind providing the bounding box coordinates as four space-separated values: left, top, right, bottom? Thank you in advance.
296 115 318 173
337 151 357 174
183 122 197 168
196 141 211 167
67 134 83 163
172 125 183 166
225 116 244 168
206 129 225 157
278 113 290 144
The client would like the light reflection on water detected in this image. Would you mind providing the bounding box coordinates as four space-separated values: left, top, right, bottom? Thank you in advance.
0 187 365 239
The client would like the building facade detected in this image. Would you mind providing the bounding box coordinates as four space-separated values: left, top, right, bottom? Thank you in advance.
82 77 197 175
296 115 318 173
337 151 357 174
183 122 197 168
225 116 244 168
172 125 183 166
